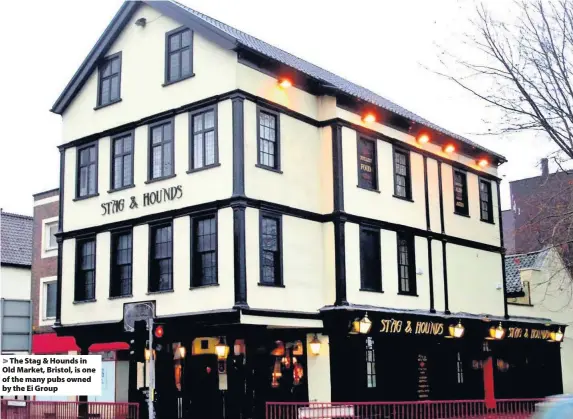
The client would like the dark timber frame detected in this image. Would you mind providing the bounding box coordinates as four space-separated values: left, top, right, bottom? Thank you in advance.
231 94 248 308
332 123 348 306
55 92 506 323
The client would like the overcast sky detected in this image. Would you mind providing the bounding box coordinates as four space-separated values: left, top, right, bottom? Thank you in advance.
0 0 557 216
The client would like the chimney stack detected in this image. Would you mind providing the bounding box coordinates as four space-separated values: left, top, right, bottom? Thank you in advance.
541 158 549 177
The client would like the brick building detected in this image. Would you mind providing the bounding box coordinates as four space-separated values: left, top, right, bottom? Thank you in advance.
503 158 573 260
31 188 129 402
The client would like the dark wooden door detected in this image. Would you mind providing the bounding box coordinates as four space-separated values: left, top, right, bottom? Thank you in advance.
186 355 222 419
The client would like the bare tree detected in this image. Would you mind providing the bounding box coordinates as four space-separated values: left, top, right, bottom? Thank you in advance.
441 0 573 158
441 0 573 305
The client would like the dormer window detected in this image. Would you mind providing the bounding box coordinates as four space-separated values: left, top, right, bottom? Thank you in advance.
165 28 193 84
97 52 121 108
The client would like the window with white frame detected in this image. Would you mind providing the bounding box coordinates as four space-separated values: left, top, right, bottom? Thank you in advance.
45 222 58 251
44 281 57 319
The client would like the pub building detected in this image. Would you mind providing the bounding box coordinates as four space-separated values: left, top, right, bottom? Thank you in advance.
49 0 566 417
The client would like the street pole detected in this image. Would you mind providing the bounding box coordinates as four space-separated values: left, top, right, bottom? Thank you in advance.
148 317 155 419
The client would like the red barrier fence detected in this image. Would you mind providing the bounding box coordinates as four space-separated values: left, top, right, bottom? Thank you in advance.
266 399 544 419
0 400 139 419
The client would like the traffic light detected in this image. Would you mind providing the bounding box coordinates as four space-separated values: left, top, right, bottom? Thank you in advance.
129 320 147 361
153 324 164 352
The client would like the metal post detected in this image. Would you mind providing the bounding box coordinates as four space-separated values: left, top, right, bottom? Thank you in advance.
148 317 155 419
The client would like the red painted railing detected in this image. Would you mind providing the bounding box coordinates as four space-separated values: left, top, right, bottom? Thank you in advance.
0 400 139 419
266 399 543 419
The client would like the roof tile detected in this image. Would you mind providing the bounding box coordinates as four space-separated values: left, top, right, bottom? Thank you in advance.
1 212 33 267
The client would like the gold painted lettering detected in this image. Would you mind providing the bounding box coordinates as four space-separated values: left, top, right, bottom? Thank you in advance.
405 321 413 334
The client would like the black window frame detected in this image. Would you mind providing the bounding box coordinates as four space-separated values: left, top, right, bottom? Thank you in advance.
74 236 97 302
96 52 122 109
259 211 283 287
479 178 494 223
147 119 175 182
357 135 378 191
188 106 219 172
359 225 382 292
190 213 218 288
148 222 174 293
110 131 135 192
397 232 417 296
256 107 282 172
76 142 98 199
164 27 194 85
453 169 469 216
109 229 133 298
393 147 412 200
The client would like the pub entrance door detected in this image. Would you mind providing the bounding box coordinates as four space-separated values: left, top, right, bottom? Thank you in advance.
185 354 222 419
250 337 309 419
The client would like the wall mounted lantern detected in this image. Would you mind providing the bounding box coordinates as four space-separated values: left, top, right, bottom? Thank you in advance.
215 337 229 359
550 327 564 343
349 319 361 334
359 313 372 334
278 78 292 88
144 348 156 361
487 322 506 340
447 320 465 338
309 334 321 355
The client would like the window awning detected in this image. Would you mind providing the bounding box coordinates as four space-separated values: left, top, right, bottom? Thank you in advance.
32 333 128 354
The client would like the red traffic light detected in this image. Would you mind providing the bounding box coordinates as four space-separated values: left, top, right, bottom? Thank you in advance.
154 325 164 339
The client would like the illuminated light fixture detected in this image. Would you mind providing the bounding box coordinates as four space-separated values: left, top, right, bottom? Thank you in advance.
144 348 156 361
487 322 506 340
178 345 186 359
279 78 292 88
154 325 164 339
444 144 455 154
349 319 361 335
359 313 373 334
309 334 322 355
447 320 465 338
215 337 228 359
477 159 489 168
550 327 564 343
363 113 376 124
417 133 430 145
